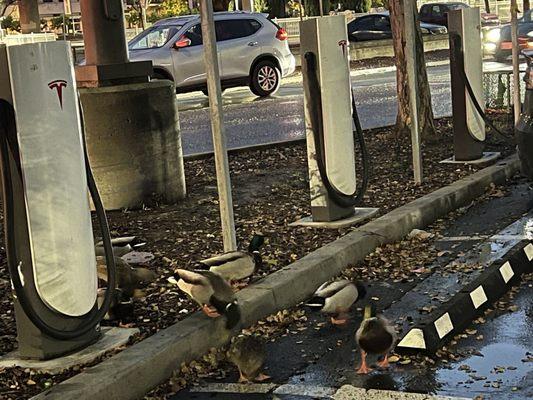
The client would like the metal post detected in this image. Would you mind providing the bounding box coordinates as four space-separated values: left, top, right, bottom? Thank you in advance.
18 0 40 34
404 0 423 184
319 0 324 17
199 0 237 252
511 0 521 123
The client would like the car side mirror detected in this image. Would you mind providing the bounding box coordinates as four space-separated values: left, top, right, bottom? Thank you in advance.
173 36 191 50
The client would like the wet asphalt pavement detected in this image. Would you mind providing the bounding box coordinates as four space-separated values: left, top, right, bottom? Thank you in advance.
170 182 533 400
176 61 516 156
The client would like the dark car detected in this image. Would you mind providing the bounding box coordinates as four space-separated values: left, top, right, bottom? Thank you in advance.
484 9 533 61
419 2 499 28
347 12 447 42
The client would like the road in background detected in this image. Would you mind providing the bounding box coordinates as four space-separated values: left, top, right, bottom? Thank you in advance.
177 61 518 156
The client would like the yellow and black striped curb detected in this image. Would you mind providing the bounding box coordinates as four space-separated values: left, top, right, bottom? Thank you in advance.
397 241 533 353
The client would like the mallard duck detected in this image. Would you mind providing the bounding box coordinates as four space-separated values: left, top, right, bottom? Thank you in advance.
169 269 241 329
305 279 366 325
227 335 270 383
95 236 145 258
96 256 157 299
355 304 397 374
97 288 134 321
201 234 265 282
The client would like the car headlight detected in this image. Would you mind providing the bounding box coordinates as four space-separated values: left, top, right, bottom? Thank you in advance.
527 30 533 37
485 28 501 43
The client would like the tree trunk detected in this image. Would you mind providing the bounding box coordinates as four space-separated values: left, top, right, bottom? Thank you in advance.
140 6 147 30
525 0 530 12
484 0 491 13
19 0 40 33
389 0 435 138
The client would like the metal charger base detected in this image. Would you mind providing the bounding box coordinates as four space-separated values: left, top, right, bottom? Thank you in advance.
440 151 501 165
0 327 138 373
290 207 379 228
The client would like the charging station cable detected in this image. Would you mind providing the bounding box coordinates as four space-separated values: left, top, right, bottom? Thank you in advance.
0 99 116 340
450 32 514 144
303 51 370 208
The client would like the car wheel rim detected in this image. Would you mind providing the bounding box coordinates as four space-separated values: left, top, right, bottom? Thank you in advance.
257 66 277 91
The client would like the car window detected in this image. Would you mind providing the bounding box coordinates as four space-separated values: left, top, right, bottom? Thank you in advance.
129 25 181 49
524 10 533 22
184 24 202 46
420 5 429 16
353 17 375 31
374 16 390 31
431 5 442 16
448 3 469 10
215 19 261 42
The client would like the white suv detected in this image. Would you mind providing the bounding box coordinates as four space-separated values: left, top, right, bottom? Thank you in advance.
128 12 296 97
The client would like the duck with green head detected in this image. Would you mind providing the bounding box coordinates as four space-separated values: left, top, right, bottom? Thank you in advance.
169 269 241 330
306 279 366 325
355 304 397 374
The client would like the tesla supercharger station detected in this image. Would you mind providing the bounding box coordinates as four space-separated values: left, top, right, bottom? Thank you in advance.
445 7 498 163
0 42 108 359
297 16 376 225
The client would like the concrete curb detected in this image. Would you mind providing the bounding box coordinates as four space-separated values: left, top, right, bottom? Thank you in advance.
397 240 533 353
31 155 520 400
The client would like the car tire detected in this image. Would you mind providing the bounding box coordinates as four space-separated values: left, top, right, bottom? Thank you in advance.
250 60 281 97
151 72 169 81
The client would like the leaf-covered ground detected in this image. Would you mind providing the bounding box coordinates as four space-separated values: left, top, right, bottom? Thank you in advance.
0 113 514 399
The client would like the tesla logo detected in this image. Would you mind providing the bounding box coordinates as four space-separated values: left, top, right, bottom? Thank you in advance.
48 79 67 109
338 39 348 58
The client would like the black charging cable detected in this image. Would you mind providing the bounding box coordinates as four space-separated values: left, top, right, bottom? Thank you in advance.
303 51 370 208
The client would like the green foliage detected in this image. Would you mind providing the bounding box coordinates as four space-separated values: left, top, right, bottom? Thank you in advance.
338 0 371 12
304 0 330 16
0 15 19 31
159 0 190 18
254 0 270 13
371 0 387 8
286 1 303 17
50 15 72 32
126 10 141 26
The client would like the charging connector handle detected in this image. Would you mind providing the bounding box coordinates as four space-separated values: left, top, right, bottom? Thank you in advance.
0 99 116 340
303 51 369 208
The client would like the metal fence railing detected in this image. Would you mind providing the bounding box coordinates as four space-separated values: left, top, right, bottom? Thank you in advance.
417 0 512 22
483 69 526 109
0 32 57 46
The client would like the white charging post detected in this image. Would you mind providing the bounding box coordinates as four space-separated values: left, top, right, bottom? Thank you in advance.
291 16 378 228
0 41 99 359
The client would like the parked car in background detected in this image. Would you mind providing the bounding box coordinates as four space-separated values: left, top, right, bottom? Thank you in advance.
128 12 295 97
347 12 447 42
483 9 533 61
419 2 500 28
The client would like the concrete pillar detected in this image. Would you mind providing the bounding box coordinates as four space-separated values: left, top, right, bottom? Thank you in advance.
79 81 186 210
76 0 151 87
19 0 40 34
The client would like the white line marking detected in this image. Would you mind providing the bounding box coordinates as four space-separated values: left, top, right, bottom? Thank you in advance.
470 285 488 309
434 313 454 339
524 243 533 261
499 261 514 283
397 328 426 350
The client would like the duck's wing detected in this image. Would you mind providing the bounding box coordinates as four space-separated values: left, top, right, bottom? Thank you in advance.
322 283 357 313
314 279 352 298
357 318 395 355
206 253 255 281
201 251 247 267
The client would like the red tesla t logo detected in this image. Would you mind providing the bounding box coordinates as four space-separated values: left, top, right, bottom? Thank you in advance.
338 40 348 57
48 79 67 109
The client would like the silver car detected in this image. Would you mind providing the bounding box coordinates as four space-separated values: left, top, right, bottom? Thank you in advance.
128 11 296 97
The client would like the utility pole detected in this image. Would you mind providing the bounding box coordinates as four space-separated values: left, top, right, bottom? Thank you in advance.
511 0 521 123
199 0 237 252
404 0 423 184
18 0 40 34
